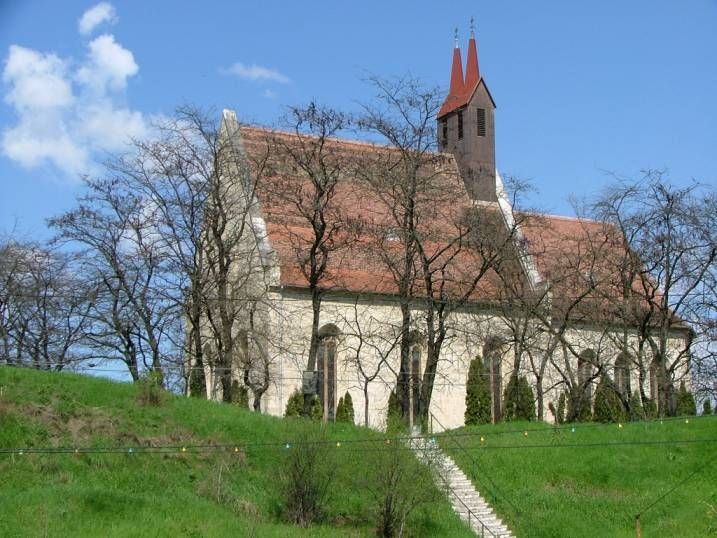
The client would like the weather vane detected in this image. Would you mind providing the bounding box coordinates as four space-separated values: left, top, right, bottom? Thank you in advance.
470 16 475 37
454 27 459 47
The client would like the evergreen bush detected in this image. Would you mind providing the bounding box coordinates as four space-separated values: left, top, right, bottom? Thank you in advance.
643 398 657 419
285 389 305 418
629 391 644 421
593 374 626 423
676 381 697 416
335 391 355 423
503 374 535 421
310 395 324 421
464 356 491 425
386 390 407 433
556 391 567 424
566 386 592 422
230 380 250 408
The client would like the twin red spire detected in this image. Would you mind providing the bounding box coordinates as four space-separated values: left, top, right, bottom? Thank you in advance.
438 25 481 119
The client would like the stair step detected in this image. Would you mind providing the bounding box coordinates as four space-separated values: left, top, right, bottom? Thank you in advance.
410 436 514 537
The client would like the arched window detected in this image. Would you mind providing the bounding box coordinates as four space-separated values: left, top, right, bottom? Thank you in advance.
614 353 631 397
317 324 340 421
578 350 595 401
409 332 423 419
483 338 503 423
649 358 661 402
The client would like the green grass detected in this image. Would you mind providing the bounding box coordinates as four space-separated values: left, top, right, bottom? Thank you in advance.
0 368 472 537
437 417 717 537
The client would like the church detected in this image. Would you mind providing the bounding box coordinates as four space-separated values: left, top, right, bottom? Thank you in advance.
204 29 691 430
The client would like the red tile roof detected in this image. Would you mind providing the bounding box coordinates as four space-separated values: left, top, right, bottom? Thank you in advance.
238 126 680 328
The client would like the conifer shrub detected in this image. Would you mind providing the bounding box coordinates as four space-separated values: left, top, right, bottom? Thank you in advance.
230 380 250 408
643 397 657 419
629 391 644 421
285 389 305 418
676 381 697 416
335 391 355 423
503 374 535 421
566 386 592 422
464 356 491 425
556 391 567 424
310 395 324 421
703 399 713 416
593 374 626 423
386 390 407 433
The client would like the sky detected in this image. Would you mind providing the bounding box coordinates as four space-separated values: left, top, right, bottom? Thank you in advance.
1 0 716 239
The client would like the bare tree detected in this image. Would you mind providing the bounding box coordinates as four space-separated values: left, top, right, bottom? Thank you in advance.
587 172 716 415
0 238 89 370
247 103 356 417
49 176 177 381
356 77 521 425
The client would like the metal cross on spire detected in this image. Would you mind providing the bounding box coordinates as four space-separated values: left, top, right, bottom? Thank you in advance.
454 27 459 47
470 16 475 37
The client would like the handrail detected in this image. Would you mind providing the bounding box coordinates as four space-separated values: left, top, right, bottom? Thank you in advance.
413 435 506 538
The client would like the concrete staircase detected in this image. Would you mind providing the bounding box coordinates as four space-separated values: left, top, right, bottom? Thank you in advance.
410 436 514 537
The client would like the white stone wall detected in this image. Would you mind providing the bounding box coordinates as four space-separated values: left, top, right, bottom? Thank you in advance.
256 288 690 431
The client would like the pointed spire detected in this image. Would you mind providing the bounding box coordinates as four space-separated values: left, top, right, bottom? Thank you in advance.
448 28 465 98
464 17 480 92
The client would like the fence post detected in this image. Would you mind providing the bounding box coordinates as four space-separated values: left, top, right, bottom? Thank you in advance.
635 515 641 538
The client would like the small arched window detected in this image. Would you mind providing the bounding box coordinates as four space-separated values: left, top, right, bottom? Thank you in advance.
317 324 340 421
614 353 631 397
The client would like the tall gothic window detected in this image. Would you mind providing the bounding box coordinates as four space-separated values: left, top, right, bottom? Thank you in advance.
614 353 631 397
649 358 660 402
317 324 340 421
483 338 502 423
441 118 448 147
457 110 464 139
578 349 595 402
410 344 422 418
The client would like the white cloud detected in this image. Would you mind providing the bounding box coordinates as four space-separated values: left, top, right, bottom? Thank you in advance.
76 101 148 149
2 112 87 175
76 34 138 93
78 2 118 35
2 16 147 179
222 62 290 84
3 46 73 109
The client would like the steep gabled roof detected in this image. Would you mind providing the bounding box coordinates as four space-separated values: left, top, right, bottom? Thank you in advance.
237 125 506 301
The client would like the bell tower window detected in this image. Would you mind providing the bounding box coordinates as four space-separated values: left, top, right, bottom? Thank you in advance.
477 108 486 137
457 110 464 140
441 118 448 147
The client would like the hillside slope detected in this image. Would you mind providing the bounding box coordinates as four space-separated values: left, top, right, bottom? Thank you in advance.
0 368 471 537
439 417 717 537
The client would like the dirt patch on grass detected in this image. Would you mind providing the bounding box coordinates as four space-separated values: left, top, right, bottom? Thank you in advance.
4 400 201 448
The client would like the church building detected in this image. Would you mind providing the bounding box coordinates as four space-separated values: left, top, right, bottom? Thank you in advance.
204 28 691 430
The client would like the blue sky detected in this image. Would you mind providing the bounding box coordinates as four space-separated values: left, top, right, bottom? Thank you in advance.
1 0 716 238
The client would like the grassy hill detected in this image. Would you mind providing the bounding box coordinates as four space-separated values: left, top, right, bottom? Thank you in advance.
438 416 717 537
0 368 471 537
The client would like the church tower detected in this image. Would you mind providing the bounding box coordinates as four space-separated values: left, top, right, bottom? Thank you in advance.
437 25 497 202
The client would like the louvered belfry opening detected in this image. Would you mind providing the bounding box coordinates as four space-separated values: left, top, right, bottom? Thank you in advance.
476 108 486 137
